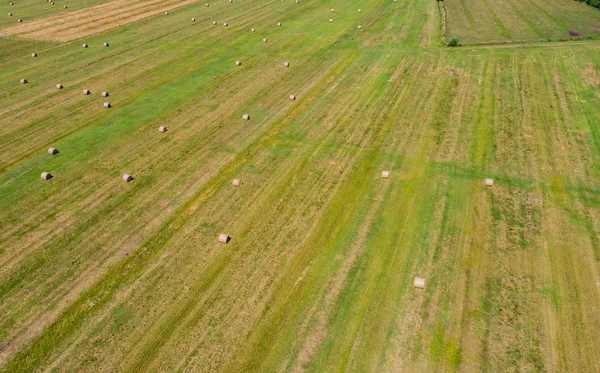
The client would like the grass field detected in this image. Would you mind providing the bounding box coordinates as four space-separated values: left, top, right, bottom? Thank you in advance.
1 0 600 372
444 0 600 44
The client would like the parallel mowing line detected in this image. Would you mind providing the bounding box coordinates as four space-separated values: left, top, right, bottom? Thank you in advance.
1 49 358 373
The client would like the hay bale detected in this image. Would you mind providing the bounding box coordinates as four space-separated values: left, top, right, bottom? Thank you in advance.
232 179 242 186
104 42 109 47
20 78 27 84
104 102 111 108
83 89 91 95
122 173 133 182
485 178 494 187
32 52 37 57
165 11 169 15
223 22 228 27
206 3 209 6
230 0 233 3
413 277 425 289
10 2 13 5
358 8 361 12
218 233 230 243
102 91 109 97
236 61 241 66
48 148 59 155
17 18 22 22
357 25 362 29
289 94 296 100
331 8 335 12
56 83 63 89
242 114 250 120
263 38 267 42
277 22 281 26
251 28 255 32
191 17 195 21
82 43 88 48
41 172 53 181
296 0 299 3
64 5 67 8
329 19 333 23
159 126 167 133
213 21 217 25
8 13 12 16
284 62 289 67
381 170 390 179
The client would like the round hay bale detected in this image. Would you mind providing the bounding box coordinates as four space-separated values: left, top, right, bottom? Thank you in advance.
159 126 167 133
41 172 53 181
206 3 209 6
64 5 67 8
218 233 230 244
358 8 361 12
242 114 250 120
223 22 228 27
236 61 241 66
20 78 27 84
289 94 296 100
104 42 109 47
277 22 281 26
331 8 335 12
48 148 59 155
56 83 63 89
229 0 233 3
263 38 267 42
102 91 109 97
82 43 88 48
83 89 91 95
10 2 13 5
329 19 333 23
31 52 37 57
103 102 111 108
213 21 217 25
296 0 299 3
357 25 362 29
165 11 169 15
251 28 255 32
122 173 133 182
191 17 195 21
413 277 425 289
484 178 494 187
381 170 390 179
8 13 12 16
232 179 242 187
284 61 289 67
17 18 22 22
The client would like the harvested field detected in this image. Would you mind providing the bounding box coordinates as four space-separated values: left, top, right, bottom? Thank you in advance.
444 0 600 44
0 0 599 372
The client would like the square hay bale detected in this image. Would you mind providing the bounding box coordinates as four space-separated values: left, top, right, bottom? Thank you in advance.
485 178 494 187
413 277 425 289
232 179 242 187
381 170 390 179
